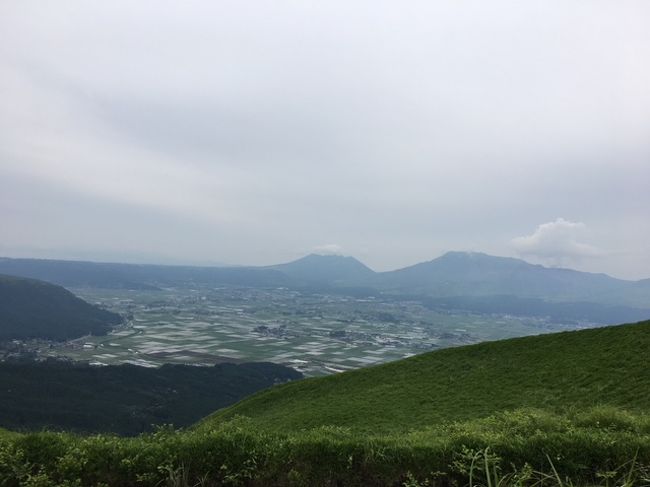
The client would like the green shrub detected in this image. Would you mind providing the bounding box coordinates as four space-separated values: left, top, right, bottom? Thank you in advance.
1 407 649 486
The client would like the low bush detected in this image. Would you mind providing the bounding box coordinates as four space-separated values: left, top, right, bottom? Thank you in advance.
1 407 649 486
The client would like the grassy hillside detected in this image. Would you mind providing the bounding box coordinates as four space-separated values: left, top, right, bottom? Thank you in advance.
2 321 650 486
0 274 122 341
204 320 650 432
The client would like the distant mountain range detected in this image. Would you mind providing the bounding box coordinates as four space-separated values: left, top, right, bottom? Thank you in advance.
1 252 649 324
0 257 290 290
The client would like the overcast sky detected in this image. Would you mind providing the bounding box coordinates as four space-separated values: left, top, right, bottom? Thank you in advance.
1 1 649 279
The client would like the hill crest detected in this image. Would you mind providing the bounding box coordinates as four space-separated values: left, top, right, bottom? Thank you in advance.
202 319 650 433
270 253 375 284
0 274 123 341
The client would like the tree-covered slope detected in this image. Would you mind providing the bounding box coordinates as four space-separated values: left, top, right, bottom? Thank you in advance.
203 320 650 433
0 274 123 341
0 360 301 435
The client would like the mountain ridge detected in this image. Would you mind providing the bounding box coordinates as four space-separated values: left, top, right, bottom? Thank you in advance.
1 252 648 311
269 253 376 284
1 251 645 283
377 250 634 303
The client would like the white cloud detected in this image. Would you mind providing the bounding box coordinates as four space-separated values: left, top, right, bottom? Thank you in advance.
512 218 603 266
312 244 343 255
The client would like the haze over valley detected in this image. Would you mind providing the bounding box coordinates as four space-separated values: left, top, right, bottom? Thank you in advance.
2 251 648 379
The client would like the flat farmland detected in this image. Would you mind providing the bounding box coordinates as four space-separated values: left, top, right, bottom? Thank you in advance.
44 287 575 376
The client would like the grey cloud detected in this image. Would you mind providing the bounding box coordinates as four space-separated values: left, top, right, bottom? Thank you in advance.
1 1 649 279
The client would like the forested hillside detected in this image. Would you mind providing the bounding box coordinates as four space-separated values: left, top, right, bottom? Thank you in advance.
0 274 122 341
0 360 301 435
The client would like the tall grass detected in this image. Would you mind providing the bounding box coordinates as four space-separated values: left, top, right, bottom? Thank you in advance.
1 407 649 486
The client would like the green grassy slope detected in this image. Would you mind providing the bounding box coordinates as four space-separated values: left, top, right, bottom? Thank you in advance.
203 320 650 433
2 321 650 486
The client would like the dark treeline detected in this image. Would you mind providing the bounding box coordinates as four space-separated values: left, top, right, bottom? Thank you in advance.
0 360 301 435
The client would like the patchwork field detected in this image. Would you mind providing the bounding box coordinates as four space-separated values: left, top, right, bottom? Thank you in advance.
36 287 591 376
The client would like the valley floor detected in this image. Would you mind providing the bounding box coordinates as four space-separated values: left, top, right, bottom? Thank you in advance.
32 286 586 376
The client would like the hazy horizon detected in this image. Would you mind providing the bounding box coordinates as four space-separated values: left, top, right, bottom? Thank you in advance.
1 248 648 282
2 2 649 279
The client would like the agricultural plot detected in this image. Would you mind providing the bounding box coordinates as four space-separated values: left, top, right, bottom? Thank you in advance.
43 287 579 376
